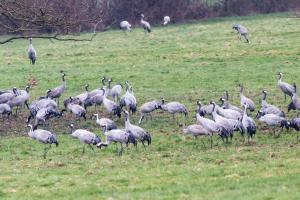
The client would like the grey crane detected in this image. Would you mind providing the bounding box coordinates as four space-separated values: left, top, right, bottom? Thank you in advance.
211 101 237 139
138 99 162 124
120 81 137 114
288 83 300 113
197 101 213 116
232 24 249 43
63 97 86 120
46 72 66 106
69 124 101 154
124 110 151 149
160 98 188 119
110 81 123 102
6 89 30 116
182 124 210 138
87 76 106 98
96 129 137 155
213 101 244 136
277 72 295 102
163 16 171 26
239 84 255 112
17 85 30 108
241 103 256 143
256 111 289 136
63 96 81 109
196 112 229 147
27 124 58 158
140 14 151 33
32 107 63 130
220 91 243 113
120 21 132 32
102 89 122 118
28 38 37 64
0 103 12 117
0 87 17 104
27 98 58 123
94 113 117 133
260 90 285 117
214 103 242 120
106 78 112 97
289 118 300 141
74 84 89 105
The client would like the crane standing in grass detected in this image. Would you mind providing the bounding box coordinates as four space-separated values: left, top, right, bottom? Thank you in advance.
46 71 66 106
163 16 171 26
232 24 249 43
120 21 132 32
28 38 37 64
27 124 58 159
140 14 151 33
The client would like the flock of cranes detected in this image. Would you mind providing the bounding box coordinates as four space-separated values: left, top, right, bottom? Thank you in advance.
1 71 300 158
1 14 298 159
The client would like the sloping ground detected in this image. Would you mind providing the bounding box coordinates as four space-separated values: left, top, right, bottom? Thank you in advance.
0 12 300 199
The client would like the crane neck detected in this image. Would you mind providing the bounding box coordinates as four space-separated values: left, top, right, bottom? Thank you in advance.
262 92 267 101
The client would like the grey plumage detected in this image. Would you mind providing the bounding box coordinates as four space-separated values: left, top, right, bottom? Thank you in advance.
124 110 151 149
102 89 122 118
241 103 256 143
210 101 237 139
46 72 66 106
197 101 213 116
120 81 137 114
289 118 300 141
69 124 101 154
196 112 229 147
32 106 62 130
288 83 300 113
120 21 132 31
256 111 289 136
140 14 151 33
160 98 188 119
0 87 17 104
110 81 123 102
220 91 243 114
277 72 295 102
232 24 249 43
260 90 285 117
27 124 58 158
96 129 137 155
64 97 86 120
163 16 171 26
214 103 242 120
182 124 210 138
0 103 12 117
239 84 255 112
94 113 117 133
28 38 37 64
138 99 162 124
74 84 89 105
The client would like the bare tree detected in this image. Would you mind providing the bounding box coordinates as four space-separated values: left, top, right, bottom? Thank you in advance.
0 0 106 44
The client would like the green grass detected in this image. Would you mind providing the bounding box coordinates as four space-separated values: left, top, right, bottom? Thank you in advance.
1 12 300 199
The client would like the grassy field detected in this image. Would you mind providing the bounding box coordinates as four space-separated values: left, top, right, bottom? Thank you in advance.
1 12 300 199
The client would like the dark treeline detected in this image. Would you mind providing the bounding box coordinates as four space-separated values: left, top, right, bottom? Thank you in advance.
0 0 300 35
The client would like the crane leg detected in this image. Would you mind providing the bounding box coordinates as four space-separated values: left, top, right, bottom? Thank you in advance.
82 145 85 154
118 144 124 156
88 144 95 152
285 94 289 102
210 135 213 148
139 115 144 124
43 145 51 159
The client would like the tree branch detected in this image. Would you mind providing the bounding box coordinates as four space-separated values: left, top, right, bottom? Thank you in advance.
0 33 97 44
